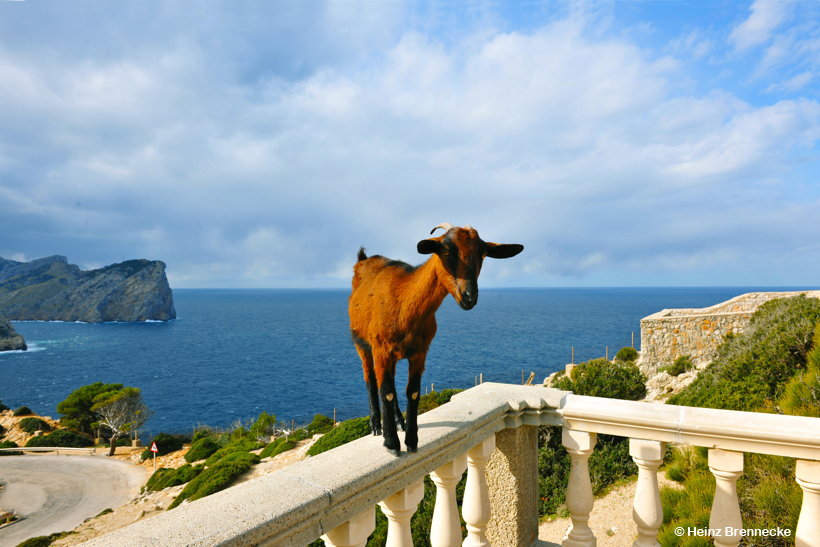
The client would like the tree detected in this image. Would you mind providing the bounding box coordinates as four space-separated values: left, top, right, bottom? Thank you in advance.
91 387 153 456
57 382 123 434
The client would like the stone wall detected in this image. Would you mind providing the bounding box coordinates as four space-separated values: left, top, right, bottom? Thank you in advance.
638 290 820 376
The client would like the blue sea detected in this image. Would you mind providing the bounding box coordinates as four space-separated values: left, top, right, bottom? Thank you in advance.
0 287 804 436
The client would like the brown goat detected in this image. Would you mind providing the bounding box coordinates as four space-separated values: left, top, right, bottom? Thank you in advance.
349 223 523 455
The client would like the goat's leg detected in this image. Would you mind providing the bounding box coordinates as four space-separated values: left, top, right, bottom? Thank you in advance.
404 355 426 453
375 352 401 456
356 345 381 436
391 362 405 432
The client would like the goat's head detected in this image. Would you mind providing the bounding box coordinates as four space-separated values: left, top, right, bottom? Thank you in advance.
417 223 523 310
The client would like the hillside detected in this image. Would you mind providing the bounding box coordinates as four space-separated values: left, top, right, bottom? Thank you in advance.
0 256 175 323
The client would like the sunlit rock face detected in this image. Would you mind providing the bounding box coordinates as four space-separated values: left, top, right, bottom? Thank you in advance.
0 316 26 351
0 256 176 323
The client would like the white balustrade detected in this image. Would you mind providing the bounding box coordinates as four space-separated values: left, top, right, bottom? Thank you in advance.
322 507 376 547
796 459 820 547
462 435 495 547
562 429 597 547
379 479 425 547
430 454 468 547
708 449 744 547
630 439 665 547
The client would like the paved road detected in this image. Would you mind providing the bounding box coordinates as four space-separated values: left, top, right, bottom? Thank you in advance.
0 455 148 547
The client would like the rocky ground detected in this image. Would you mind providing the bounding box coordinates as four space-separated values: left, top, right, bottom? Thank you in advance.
0 410 60 446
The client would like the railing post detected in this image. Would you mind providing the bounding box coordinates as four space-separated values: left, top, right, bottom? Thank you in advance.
462 434 495 547
430 454 468 547
795 459 820 547
708 449 743 547
562 429 597 547
322 506 376 547
486 425 539 547
379 479 425 547
630 439 665 547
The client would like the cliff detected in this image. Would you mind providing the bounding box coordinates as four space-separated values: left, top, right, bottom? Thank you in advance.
0 256 176 323
0 316 26 351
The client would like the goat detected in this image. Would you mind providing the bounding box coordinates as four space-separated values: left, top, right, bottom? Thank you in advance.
349 223 523 455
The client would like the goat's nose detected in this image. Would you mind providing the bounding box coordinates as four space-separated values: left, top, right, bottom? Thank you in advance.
463 287 478 304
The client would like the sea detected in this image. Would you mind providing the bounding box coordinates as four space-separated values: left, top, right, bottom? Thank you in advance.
0 287 807 437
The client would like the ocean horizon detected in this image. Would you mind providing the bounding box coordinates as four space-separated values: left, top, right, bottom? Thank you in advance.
2 286 816 437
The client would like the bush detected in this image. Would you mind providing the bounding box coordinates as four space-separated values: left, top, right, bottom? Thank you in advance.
204 438 262 466
307 414 334 435
13 406 33 416
306 417 371 456
145 464 204 492
26 429 94 448
192 429 212 443
417 389 463 414
185 437 220 463
101 437 132 448
0 423 6 438
0 440 22 456
614 346 638 363
777 323 820 418
553 357 647 401
661 355 694 377
249 411 277 440
141 432 185 460
19 417 50 434
0 399 9 412
14 531 74 547
260 438 296 459
168 451 260 509
669 295 820 411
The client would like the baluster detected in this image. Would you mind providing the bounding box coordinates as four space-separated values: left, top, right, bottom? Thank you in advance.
379 479 425 547
796 459 820 547
322 506 376 547
562 429 597 547
462 435 495 547
431 454 468 547
708 449 743 547
630 439 665 547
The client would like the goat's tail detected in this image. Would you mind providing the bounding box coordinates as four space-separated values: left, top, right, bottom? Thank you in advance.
357 247 367 262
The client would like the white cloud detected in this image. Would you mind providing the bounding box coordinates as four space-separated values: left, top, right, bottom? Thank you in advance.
730 0 795 51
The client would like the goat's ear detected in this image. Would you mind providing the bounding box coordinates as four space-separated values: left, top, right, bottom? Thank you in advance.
486 242 523 259
417 239 440 255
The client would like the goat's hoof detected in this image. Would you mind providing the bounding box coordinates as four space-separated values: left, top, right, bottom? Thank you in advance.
406 445 417 453
387 447 400 457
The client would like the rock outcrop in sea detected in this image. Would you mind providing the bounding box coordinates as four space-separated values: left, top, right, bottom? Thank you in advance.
0 255 176 323
0 316 26 351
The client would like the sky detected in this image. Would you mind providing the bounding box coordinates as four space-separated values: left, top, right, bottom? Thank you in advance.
1 0 819 289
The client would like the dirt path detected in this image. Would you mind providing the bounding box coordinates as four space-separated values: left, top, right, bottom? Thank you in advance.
539 472 681 547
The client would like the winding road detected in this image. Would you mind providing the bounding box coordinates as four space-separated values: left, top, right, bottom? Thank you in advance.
0 455 148 547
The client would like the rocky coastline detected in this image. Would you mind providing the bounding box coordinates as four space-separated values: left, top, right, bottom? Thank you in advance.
0 256 176 323
0 317 26 352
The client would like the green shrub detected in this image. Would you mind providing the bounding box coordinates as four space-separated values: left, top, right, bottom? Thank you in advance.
14 531 74 547
185 437 220 463
777 323 820 417
204 438 262 466
661 355 694 377
260 439 296 459
168 451 260 509
145 464 204 492
101 437 132 448
306 417 370 456
26 429 94 448
192 429 212 443
13 406 33 416
307 414 334 435
249 411 277 440
553 357 647 400
0 399 9 412
670 295 820 411
0 423 6 437
417 388 463 415
141 432 185 460
614 346 638 363
0 440 22 456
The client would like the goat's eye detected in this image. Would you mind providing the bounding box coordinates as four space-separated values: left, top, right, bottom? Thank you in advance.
441 248 449 256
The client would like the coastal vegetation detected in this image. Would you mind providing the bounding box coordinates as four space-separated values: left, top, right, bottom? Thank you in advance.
660 354 694 377
90 386 153 456
660 295 820 546
542 353 647 515
18 417 50 434
12 406 32 416
141 432 184 460
614 346 638 363
26 429 94 448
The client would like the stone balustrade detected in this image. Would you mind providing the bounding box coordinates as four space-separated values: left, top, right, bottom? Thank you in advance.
75 384 820 547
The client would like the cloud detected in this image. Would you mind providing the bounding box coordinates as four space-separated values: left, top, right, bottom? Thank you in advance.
1 2 819 287
729 0 795 51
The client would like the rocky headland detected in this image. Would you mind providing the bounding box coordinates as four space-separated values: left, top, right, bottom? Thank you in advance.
0 256 176 323
0 317 26 352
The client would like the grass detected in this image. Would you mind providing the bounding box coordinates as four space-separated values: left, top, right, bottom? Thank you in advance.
168 451 259 509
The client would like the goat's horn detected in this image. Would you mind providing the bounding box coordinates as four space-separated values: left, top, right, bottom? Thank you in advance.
464 224 473 230
431 223 455 234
